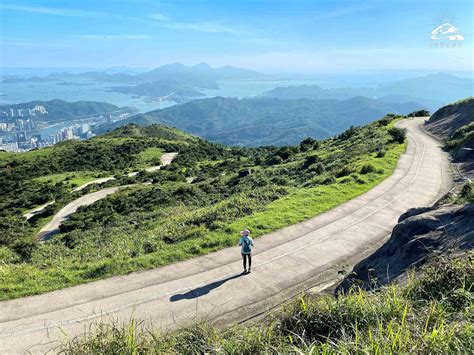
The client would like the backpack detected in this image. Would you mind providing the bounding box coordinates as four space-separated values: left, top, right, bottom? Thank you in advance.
242 238 251 253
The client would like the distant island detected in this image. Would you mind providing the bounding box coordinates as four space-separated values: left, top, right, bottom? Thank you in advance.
3 63 268 104
261 73 474 111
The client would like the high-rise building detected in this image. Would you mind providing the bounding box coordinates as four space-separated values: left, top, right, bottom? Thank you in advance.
10 108 15 117
81 122 91 135
17 131 27 143
15 119 25 130
34 105 47 114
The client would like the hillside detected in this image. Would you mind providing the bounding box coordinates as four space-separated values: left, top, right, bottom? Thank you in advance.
0 115 408 299
0 99 122 123
96 96 423 146
60 255 473 354
340 97 474 291
425 97 474 137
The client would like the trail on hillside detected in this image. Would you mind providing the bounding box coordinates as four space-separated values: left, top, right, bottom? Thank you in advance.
35 152 177 240
0 119 451 354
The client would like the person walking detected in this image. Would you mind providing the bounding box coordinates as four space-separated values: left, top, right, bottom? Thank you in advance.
239 229 254 274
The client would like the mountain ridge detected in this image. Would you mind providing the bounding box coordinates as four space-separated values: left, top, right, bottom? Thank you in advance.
96 96 424 146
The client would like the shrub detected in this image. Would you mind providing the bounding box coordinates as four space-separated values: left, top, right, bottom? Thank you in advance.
377 116 392 126
266 155 284 166
299 137 319 151
275 146 298 160
302 155 319 169
388 127 407 144
307 163 325 175
408 109 430 117
12 239 38 262
338 126 358 140
360 163 376 174
377 150 386 158
336 166 354 178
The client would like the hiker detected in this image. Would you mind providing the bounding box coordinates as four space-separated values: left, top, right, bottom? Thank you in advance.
238 229 254 274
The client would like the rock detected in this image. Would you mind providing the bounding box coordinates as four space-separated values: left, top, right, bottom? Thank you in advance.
338 204 474 292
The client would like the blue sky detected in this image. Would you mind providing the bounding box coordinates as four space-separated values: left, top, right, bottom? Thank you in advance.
0 0 472 73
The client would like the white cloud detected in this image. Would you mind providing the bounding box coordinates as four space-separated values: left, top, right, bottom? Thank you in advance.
148 13 239 34
80 34 152 40
149 13 171 22
0 4 104 17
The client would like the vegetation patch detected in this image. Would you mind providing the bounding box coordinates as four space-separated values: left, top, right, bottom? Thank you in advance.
60 255 474 354
0 116 407 300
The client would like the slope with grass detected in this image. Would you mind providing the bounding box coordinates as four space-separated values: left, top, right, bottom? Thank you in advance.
1 115 407 301
58 255 473 354
0 116 451 353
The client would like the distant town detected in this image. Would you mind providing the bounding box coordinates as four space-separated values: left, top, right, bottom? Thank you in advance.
0 105 137 153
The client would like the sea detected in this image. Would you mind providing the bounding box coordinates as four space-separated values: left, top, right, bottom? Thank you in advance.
0 78 326 114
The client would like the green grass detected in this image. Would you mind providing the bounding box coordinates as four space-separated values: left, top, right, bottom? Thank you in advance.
137 147 164 167
0 138 406 300
0 117 409 300
32 171 104 187
59 255 474 354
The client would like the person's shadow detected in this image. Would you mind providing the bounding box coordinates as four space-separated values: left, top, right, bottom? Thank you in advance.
170 273 245 302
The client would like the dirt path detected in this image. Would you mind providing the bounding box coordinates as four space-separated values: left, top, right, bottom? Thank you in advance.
0 120 451 354
34 153 178 240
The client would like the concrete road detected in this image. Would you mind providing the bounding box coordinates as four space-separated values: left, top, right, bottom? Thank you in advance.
73 152 179 189
24 153 178 221
0 119 451 354
23 201 56 220
35 153 178 240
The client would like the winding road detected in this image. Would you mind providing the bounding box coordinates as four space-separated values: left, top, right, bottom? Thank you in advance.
35 152 178 241
0 118 451 354
23 153 178 221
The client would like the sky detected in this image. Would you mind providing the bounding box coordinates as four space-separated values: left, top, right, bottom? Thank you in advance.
0 0 473 74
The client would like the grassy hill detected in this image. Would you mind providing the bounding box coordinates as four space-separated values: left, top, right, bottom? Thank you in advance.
0 115 407 299
96 96 422 146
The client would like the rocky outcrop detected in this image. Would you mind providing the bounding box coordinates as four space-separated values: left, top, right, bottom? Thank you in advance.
425 97 474 138
338 204 474 291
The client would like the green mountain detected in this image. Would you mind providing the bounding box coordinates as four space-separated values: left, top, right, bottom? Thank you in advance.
0 99 122 123
97 96 423 146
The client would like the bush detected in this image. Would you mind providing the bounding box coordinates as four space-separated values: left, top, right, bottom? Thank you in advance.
377 116 392 126
336 165 354 178
299 137 319 151
12 239 38 262
388 127 407 144
307 163 325 175
408 109 430 117
302 155 319 169
266 155 284 166
360 163 376 174
376 150 386 158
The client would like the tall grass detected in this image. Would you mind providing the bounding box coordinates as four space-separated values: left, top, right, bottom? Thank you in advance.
60 255 473 354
